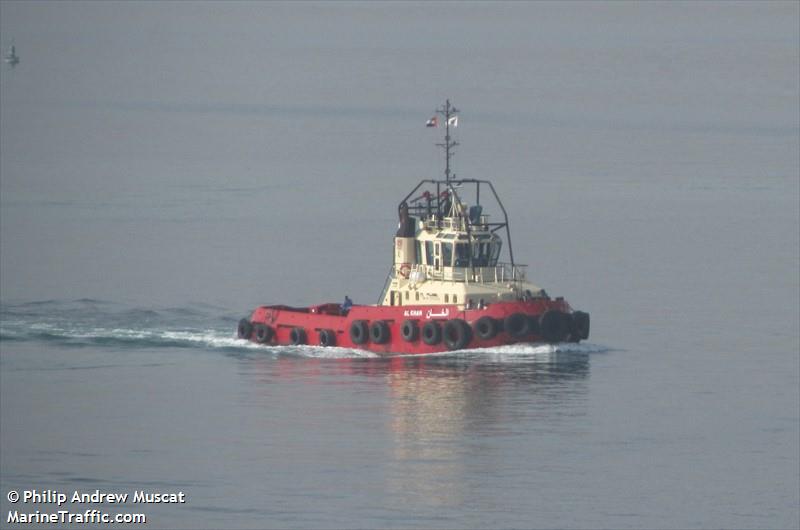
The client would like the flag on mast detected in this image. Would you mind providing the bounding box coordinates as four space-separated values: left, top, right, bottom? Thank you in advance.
426 116 438 127
447 115 458 128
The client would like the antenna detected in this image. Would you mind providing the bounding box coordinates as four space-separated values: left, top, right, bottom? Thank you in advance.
435 99 459 182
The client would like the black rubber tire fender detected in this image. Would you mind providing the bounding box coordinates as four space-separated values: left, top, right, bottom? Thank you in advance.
539 310 569 343
350 320 369 345
527 314 540 335
563 313 579 342
504 312 530 338
318 328 336 347
253 323 273 343
370 320 390 344
444 319 472 350
474 316 498 340
571 311 590 341
421 321 442 345
290 327 307 345
400 320 419 342
237 318 253 339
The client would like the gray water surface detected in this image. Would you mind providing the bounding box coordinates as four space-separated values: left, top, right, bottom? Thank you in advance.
1 2 798 529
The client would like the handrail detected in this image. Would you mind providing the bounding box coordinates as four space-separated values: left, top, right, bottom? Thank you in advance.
408 262 526 284
377 267 395 304
399 178 516 270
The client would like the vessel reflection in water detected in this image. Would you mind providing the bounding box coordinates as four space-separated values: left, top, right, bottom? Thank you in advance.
383 354 589 508
237 348 591 511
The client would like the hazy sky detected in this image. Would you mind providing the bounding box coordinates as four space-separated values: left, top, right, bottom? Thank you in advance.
1 1 797 307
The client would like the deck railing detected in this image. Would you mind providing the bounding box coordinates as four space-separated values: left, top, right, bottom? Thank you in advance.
422 215 490 232
407 262 527 284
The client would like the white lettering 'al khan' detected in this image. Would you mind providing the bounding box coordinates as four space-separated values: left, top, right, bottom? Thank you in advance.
133 491 186 503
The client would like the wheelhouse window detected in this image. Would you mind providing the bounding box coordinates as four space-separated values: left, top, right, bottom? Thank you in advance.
441 243 453 268
454 243 471 267
471 239 501 266
425 241 434 266
491 241 502 264
472 242 490 266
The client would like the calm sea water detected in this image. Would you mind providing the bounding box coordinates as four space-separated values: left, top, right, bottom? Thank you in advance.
1 2 798 529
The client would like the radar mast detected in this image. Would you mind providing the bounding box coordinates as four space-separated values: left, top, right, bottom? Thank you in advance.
435 99 459 182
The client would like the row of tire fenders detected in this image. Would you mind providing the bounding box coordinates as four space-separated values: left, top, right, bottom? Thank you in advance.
238 310 589 351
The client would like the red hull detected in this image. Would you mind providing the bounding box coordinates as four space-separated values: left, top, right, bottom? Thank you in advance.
239 299 589 355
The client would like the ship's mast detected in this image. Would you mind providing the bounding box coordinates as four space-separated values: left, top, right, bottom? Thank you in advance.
435 100 459 182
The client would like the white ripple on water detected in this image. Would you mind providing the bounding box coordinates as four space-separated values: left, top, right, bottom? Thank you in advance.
1 322 380 357
227 339 608 360
462 342 608 355
2 320 607 360
396 341 608 362
157 331 380 357
185 333 380 358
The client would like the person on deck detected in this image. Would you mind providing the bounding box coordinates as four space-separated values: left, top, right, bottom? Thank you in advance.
341 295 353 315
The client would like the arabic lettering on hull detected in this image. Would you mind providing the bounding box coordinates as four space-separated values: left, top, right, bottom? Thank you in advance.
425 308 450 319
402 308 451 319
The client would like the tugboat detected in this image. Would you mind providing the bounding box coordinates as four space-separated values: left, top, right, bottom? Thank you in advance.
237 100 590 354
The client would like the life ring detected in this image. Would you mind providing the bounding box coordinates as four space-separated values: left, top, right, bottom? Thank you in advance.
421 321 441 345
401 320 419 342
539 310 569 343
237 318 253 339
504 312 530 338
318 328 336 347
370 321 390 344
398 263 411 279
474 316 498 340
253 323 273 343
444 319 472 350
350 320 369 344
571 311 590 341
290 327 307 345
